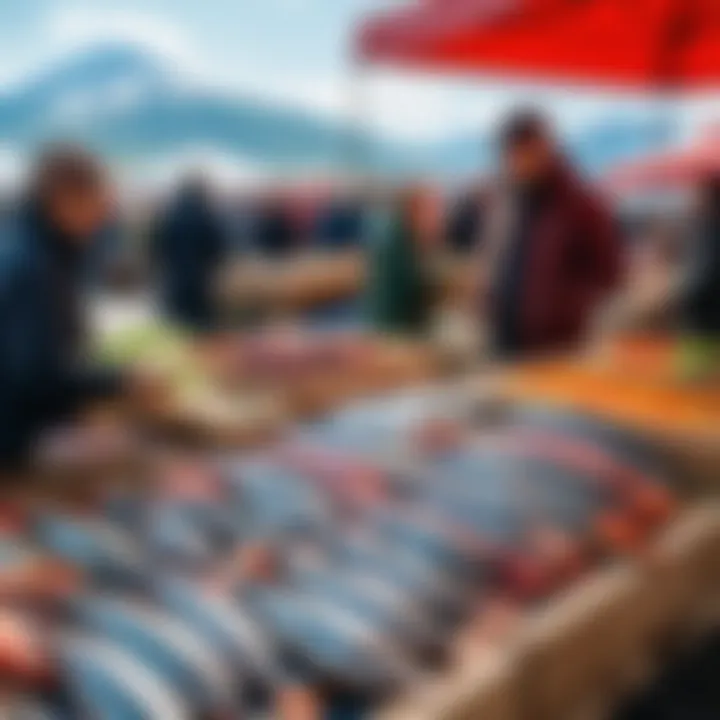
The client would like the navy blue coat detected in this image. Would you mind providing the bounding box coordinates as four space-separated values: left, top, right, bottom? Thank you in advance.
252 203 296 257
316 201 364 251
151 188 225 331
0 205 124 469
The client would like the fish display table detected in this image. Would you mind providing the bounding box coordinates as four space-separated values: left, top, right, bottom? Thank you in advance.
464 334 719 495
2 379 718 720
97 323 443 448
8 333 717 719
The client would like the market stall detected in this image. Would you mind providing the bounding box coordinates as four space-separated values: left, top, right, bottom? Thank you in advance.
3 2 718 717
355 2 720 719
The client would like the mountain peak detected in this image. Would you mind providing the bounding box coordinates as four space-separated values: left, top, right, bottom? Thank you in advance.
69 41 164 72
22 41 168 103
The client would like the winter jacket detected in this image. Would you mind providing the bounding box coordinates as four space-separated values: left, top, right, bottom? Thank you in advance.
151 188 226 332
484 164 623 357
0 204 124 469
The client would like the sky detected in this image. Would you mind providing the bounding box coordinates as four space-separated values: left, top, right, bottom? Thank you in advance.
0 0 717 145
0 0 387 107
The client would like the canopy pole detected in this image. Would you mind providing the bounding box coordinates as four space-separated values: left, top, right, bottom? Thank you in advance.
345 50 375 191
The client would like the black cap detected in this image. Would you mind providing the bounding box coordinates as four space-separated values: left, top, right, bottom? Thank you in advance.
498 108 552 150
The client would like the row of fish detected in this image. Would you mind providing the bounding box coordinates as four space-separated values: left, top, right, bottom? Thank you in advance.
0 399 678 719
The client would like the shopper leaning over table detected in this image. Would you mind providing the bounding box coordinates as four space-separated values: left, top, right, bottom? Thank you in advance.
0 146 159 473
477 110 624 360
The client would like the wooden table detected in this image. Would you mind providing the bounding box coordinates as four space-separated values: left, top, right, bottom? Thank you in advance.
219 251 480 316
219 252 364 315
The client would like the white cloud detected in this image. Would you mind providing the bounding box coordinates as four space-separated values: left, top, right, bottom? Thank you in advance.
42 6 200 70
356 72 617 144
0 7 202 92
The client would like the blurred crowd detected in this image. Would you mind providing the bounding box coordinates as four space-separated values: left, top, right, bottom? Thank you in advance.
0 108 717 473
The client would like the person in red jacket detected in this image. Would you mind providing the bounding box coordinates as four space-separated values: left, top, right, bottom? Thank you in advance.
481 110 623 358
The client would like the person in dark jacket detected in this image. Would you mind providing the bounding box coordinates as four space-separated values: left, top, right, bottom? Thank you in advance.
481 111 623 358
683 173 720 336
679 172 720 377
447 186 485 254
315 195 364 251
252 193 296 258
152 176 226 332
0 147 129 471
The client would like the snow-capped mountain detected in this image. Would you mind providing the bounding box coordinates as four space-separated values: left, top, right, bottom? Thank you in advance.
0 41 676 180
0 42 408 173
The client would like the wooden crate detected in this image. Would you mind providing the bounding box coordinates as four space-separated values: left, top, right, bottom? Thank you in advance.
377 504 720 720
515 504 720 720
377 647 520 720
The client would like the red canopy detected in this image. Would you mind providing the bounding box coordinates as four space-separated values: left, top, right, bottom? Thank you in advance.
358 0 720 90
607 124 720 190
